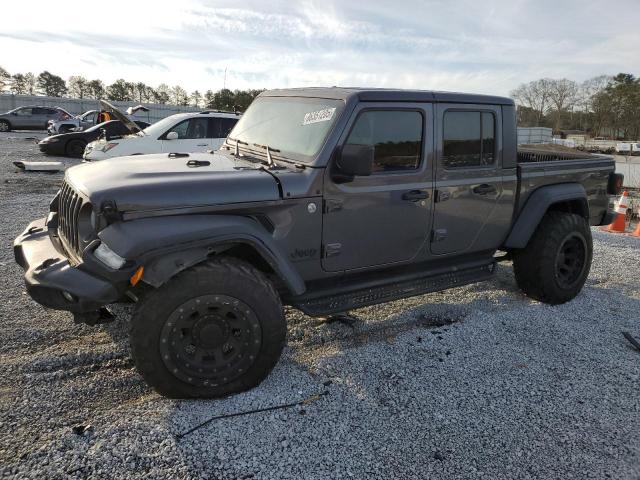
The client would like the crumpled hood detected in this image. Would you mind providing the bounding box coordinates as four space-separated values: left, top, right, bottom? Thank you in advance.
66 151 281 213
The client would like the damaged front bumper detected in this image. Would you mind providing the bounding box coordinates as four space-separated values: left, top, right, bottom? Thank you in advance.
13 218 120 319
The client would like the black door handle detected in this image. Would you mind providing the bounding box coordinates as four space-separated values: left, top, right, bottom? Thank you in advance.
472 184 497 195
402 190 430 202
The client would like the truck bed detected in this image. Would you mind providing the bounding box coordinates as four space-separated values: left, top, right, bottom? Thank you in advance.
516 148 616 226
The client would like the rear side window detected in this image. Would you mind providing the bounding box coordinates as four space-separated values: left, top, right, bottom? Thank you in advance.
220 118 238 137
209 117 239 138
443 111 495 168
345 110 423 173
109 122 128 136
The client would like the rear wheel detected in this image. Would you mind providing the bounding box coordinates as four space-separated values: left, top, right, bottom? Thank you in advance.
0 120 10 132
66 139 87 158
512 212 592 304
130 257 286 398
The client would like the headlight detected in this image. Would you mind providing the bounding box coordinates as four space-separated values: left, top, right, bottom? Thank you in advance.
99 142 119 152
94 243 126 269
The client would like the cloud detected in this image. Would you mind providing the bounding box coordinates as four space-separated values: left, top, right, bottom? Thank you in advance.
0 0 638 95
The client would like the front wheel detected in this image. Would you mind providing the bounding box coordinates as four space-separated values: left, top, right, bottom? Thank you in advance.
66 139 87 158
0 120 10 132
512 212 593 305
130 257 286 398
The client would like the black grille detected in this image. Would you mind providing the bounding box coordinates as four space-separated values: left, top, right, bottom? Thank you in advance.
58 181 83 255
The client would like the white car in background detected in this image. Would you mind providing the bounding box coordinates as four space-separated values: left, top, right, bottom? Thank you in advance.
83 101 240 161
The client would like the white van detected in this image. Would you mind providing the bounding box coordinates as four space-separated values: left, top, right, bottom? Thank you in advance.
616 142 632 154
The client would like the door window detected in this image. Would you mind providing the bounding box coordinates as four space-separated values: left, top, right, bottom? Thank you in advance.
168 118 208 139
443 111 495 168
220 118 238 137
15 108 33 116
107 122 128 136
208 117 240 138
345 110 423 173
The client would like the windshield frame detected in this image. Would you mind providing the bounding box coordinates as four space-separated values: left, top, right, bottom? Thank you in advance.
225 96 345 165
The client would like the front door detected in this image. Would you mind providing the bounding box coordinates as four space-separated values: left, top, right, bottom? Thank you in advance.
322 105 433 272
161 117 212 153
431 104 511 255
12 107 34 128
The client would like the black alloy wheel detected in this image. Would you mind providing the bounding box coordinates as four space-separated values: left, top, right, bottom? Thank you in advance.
159 294 263 388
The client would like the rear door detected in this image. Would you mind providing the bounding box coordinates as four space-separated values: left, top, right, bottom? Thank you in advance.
213 117 240 150
30 108 50 129
431 104 513 255
161 117 212 153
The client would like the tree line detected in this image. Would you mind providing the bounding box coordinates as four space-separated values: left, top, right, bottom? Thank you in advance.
0 66 263 111
511 73 640 140
2 65 638 139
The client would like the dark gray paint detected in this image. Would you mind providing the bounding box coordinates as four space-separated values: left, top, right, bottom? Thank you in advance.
14 88 616 316
431 103 514 255
67 152 281 213
98 214 307 295
503 183 588 249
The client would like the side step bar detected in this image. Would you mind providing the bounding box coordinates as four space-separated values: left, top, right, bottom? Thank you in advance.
294 262 496 316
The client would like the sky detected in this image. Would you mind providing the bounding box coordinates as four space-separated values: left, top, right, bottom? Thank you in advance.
1 0 639 97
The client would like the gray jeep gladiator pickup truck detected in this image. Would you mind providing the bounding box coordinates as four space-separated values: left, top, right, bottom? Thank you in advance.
14 88 623 398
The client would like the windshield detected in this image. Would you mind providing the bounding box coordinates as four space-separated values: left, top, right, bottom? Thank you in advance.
228 96 344 163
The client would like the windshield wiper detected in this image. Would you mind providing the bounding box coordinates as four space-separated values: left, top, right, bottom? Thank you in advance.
252 143 281 168
226 137 249 157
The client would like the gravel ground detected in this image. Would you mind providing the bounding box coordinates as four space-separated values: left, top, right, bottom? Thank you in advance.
1 131 639 479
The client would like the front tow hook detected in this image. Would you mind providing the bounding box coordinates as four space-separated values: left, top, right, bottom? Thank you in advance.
73 307 115 326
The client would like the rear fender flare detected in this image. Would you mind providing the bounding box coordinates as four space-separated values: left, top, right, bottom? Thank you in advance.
503 183 588 249
98 215 306 295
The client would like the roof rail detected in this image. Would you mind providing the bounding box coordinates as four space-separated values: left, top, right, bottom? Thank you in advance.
198 109 242 116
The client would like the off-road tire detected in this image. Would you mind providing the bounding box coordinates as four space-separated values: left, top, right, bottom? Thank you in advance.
130 257 286 398
512 212 592 305
0 120 10 132
66 139 87 158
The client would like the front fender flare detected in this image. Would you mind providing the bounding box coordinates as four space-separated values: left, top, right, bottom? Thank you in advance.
98 215 306 295
503 183 588 249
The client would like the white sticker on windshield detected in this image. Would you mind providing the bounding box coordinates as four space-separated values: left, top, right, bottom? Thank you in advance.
302 107 336 126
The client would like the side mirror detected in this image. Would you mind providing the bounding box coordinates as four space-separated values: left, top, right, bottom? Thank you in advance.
336 144 374 177
166 131 179 140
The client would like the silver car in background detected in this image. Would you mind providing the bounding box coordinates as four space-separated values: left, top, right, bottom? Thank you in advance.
47 109 100 134
0 106 72 132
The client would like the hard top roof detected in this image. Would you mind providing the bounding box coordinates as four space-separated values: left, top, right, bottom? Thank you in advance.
260 87 514 106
